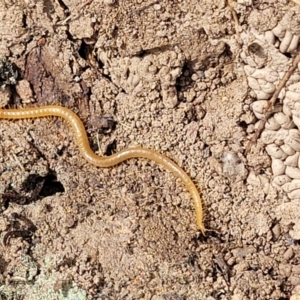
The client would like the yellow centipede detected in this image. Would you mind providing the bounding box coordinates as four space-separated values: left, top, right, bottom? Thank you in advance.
0 105 205 233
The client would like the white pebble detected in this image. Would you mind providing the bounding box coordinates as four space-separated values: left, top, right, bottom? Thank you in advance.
104 0 115 4
252 100 268 117
288 82 300 93
266 143 287 160
251 68 278 82
284 152 300 167
275 128 289 146
259 81 276 94
293 115 300 130
286 91 300 101
247 170 260 186
244 65 255 76
247 77 260 91
273 175 291 186
265 117 281 131
288 81 300 94
272 23 286 39
288 189 300 200
261 130 277 144
284 132 300 152
287 35 300 53
274 112 292 127
281 144 296 156
265 31 275 44
271 159 286 176
280 31 293 53
283 103 292 118
282 179 300 193
255 90 272 100
286 166 300 179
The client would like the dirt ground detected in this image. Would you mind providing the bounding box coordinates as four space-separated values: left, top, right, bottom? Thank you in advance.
1 0 300 299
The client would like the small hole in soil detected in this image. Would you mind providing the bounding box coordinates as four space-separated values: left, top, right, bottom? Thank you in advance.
39 173 65 197
78 40 92 60
104 140 117 156
21 172 64 196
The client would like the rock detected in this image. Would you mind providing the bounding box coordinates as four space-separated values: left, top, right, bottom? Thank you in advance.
271 159 286 176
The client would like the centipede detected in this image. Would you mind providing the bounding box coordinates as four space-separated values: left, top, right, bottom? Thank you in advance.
0 105 205 233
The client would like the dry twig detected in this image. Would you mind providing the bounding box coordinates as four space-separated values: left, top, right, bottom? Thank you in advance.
227 0 241 35
59 0 93 25
251 50 300 144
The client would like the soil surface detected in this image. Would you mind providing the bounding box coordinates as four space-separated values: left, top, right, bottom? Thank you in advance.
0 0 300 299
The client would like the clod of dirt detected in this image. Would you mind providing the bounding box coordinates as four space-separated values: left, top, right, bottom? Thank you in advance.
0 57 18 89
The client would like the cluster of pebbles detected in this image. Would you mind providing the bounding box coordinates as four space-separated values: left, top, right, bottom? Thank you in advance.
245 6 300 200
98 48 185 109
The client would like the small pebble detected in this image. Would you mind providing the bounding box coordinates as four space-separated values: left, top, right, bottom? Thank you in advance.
272 224 281 240
283 247 294 261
